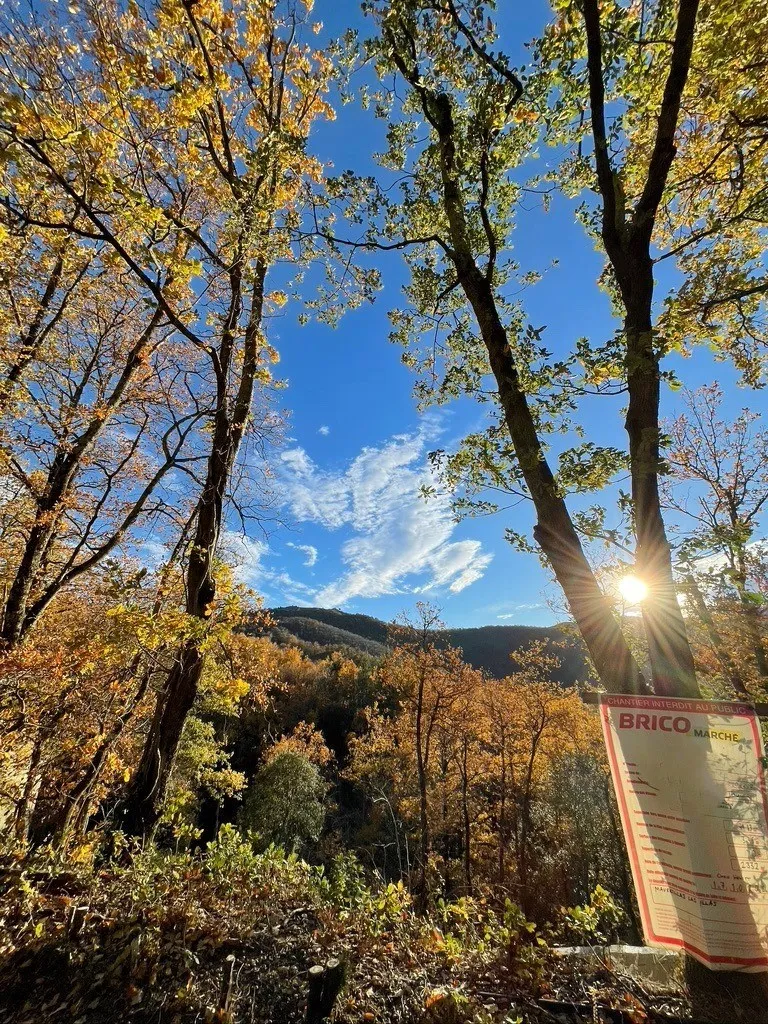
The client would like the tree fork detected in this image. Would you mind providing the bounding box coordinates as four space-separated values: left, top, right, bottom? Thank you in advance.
581 0 768 1010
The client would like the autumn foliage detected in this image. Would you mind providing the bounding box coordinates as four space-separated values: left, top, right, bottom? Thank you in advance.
0 0 766 1019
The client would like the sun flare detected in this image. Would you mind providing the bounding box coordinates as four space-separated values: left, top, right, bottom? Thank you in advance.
618 574 648 605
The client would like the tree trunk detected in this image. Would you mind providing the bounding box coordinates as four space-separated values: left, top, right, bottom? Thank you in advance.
387 65 646 695
461 262 645 695
414 668 430 914
685 575 749 698
113 642 203 838
1 519 56 647
306 960 345 1024
461 739 472 894
624 313 698 698
14 733 43 847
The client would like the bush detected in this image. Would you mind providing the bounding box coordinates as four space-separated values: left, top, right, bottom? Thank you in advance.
240 751 327 852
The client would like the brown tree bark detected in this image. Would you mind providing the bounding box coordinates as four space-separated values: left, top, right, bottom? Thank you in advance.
581 0 700 697
115 642 204 838
385 40 645 695
581 0 768 1013
56 526 193 846
116 259 268 838
460 737 472 894
0 307 166 648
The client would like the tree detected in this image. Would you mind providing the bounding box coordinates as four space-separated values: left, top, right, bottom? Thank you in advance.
535 0 766 693
346 6 766 1009
627 2 768 383
0 565 177 848
322 0 643 693
0 0 337 834
241 750 326 852
546 752 641 941
0 262 196 647
584 0 698 694
478 645 600 915
386 605 481 911
663 385 768 694
539 7 768 999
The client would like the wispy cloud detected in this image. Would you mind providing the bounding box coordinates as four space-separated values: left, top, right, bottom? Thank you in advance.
220 530 269 589
287 541 318 567
220 530 318 605
277 422 492 607
496 604 545 621
318 425 330 436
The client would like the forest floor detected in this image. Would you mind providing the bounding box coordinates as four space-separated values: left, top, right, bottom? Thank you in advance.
0 833 690 1024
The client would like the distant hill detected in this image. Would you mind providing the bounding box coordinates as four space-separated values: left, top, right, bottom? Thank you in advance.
270 615 388 659
267 606 588 685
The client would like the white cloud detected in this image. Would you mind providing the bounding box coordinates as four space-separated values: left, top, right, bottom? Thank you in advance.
278 448 349 528
220 530 269 589
219 531 321 606
318 425 330 436
277 423 492 607
135 539 169 568
678 539 767 577
287 541 318 567
496 603 544 620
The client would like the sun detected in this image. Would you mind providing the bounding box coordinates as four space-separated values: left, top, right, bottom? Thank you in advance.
618 574 648 605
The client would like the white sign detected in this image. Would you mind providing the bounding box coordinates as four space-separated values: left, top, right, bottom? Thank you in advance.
600 695 768 970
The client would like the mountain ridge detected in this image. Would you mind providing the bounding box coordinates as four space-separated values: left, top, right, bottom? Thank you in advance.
267 605 588 685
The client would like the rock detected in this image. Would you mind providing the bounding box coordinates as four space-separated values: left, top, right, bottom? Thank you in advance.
553 943 682 991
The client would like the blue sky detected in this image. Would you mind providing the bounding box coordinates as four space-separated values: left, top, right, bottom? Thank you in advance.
223 0 758 629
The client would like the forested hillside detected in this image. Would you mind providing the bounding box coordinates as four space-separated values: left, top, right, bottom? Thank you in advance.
1 0 767 1021
269 607 587 683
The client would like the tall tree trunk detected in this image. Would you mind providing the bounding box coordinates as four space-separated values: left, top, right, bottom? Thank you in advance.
456 260 645 695
384 47 646 695
115 260 266 838
14 733 44 847
460 739 472 894
581 0 701 697
115 476 221 838
684 575 749 697
114 643 204 838
1 521 55 647
624 313 699 697
581 1 768 1006
414 667 430 914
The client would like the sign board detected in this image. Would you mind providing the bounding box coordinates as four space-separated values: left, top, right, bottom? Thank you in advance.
600 695 768 971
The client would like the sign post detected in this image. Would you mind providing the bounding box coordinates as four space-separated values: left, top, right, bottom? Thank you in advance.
600 694 768 971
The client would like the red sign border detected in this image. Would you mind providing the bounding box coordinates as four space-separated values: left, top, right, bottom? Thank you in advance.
600 695 768 969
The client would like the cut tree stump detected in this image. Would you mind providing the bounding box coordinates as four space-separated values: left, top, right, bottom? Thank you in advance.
305 959 345 1023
